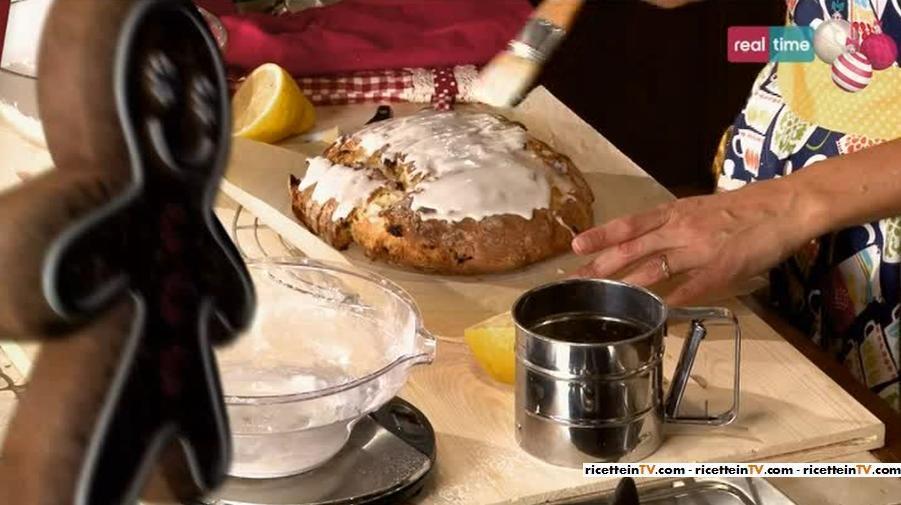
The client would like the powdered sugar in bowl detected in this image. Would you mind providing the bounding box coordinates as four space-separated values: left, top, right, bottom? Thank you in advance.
216 259 437 479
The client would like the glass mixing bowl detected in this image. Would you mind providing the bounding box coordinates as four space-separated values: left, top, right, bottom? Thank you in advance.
216 259 437 479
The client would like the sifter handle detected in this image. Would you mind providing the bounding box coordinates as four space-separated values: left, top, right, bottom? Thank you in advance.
663 307 741 426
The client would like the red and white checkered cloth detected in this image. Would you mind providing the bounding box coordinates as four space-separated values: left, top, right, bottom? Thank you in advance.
298 68 412 105
229 65 478 111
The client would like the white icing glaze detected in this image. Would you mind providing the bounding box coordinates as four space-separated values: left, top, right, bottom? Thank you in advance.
553 214 577 238
356 111 554 222
299 157 383 221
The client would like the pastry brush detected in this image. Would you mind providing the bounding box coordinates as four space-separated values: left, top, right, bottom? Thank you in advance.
472 0 585 108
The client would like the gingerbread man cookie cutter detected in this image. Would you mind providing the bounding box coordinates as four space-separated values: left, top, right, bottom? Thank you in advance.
0 1 255 503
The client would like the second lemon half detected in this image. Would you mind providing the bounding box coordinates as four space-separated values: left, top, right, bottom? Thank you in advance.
232 63 315 144
464 311 516 384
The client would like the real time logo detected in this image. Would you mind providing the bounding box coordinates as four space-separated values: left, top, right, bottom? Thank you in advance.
728 26 816 63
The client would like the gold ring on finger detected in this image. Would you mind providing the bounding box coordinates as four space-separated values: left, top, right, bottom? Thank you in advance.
660 255 672 280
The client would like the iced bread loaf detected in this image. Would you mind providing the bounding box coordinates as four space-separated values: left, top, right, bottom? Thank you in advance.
290 110 594 274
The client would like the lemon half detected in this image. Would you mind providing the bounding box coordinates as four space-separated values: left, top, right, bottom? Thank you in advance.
464 311 516 384
232 63 315 144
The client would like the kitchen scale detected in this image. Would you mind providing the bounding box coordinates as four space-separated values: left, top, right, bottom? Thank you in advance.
196 398 436 505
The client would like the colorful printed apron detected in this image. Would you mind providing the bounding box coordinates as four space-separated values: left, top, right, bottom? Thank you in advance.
717 0 901 411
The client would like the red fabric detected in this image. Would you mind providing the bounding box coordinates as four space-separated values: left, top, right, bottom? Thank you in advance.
0 0 9 61
201 0 532 77
297 68 411 105
228 66 471 109
431 68 458 111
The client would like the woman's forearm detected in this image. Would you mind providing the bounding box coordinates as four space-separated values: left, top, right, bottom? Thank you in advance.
786 137 901 239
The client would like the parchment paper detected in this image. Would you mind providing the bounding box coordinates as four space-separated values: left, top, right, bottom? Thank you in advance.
221 87 676 338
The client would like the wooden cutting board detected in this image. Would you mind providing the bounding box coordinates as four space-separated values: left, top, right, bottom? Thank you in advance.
0 206 886 505
0 209 889 505
218 89 885 504
212 206 888 504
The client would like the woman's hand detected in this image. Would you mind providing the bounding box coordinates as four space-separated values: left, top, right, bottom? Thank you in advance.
571 178 822 305
570 137 901 305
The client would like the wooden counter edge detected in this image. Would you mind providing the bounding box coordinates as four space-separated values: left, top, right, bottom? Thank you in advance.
739 293 901 464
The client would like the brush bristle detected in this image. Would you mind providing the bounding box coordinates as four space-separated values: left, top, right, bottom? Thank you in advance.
472 52 541 108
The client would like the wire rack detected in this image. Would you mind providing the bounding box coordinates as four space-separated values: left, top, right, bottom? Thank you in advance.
227 205 376 314
229 204 305 261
